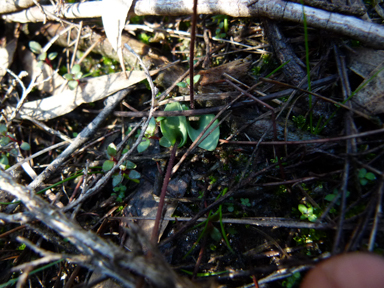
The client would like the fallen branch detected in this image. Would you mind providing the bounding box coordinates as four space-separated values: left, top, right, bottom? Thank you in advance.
2 0 384 48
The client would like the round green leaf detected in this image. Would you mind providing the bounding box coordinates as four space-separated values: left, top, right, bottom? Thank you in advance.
210 226 222 242
128 170 141 179
63 73 73 80
176 82 187 88
112 174 123 187
107 143 117 157
365 172 376 181
20 142 31 151
298 204 308 214
29 41 42 54
48 52 58 60
137 138 150 153
68 80 78 90
186 114 220 151
0 124 7 134
38 52 47 61
71 64 81 74
102 160 115 172
0 155 9 168
0 137 10 147
159 137 172 147
125 160 136 169
160 102 188 147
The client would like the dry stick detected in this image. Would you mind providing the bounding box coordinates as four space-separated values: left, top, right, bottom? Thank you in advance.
189 0 198 109
219 127 384 145
70 20 82 69
150 143 178 244
368 179 384 251
26 88 131 192
260 77 377 123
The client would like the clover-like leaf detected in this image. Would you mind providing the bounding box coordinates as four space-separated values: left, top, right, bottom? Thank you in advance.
137 138 150 153
159 102 188 147
112 174 123 187
128 170 141 179
102 160 115 172
20 142 31 151
186 114 220 151
71 64 81 74
159 137 172 147
125 160 136 169
68 80 78 90
38 52 47 61
29 41 42 54
145 117 156 137
107 143 117 157
48 52 58 60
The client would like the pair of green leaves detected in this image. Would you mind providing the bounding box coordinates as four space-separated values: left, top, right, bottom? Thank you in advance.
157 102 220 151
63 64 83 90
29 41 57 68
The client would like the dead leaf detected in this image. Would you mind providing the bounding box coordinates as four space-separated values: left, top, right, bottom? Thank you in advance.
101 0 132 52
4 69 159 121
0 39 17 80
349 47 384 114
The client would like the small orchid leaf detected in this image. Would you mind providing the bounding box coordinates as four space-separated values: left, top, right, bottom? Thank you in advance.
112 174 123 187
193 74 201 84
186 114 219 151
71 64 81 74
20 142 31 151
68 80 78 90
38 52 47 61
29 41 42 54
102 160 115 172
176 82 187 88
160 102 188 147
0 155 9 169
365 172 376 181
107 143 117 157
73 72 83 80
125 160 136 169
159 137 172 147
145 117 156 136
128 170 141 179
48 52 58 60
63 73 73 81
210 226 222 242
137 138 150 153
358 168 367 179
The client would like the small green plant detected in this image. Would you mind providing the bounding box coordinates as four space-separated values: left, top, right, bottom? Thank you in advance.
358 168 376 186
63 64 83 90
29 41 58 68
211 15 229 38
136 117 157 153
282 272 301 288
292 115 306 129
0 124 30 169
298 203 317 222
157 102 220 151
176 74 201 89
102 143 141 201
325 189 350 207
240 198 251 207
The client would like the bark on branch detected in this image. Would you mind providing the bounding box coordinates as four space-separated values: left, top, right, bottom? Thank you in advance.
2 0 384 48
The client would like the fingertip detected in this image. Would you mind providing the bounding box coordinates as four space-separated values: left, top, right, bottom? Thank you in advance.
301 253 384 288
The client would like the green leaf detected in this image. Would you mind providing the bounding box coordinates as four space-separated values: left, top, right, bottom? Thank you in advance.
137 138 150 153
125 160 136 169
0 154 9 169
324 194 336 202
193 74 201 84
38 52 47 61
186 114 220 151
71 64 81 74
29 41 42 54
298 204 308 214
0 124 7 134
365 172 376 181
210 226 222 242
360 178 368 186
159 137 172 147
160 102 188 147
128 170 141 179
176 82 187 88
73 72 83 80
48 52 58 60
63 73 73 81
308 214 317 222
107 143 117 157
358 168 367 179
68 80 78 90
145 117 156 136
20 142 31 151
112 174 123 187
102 160 115 172
0 136 10 147
227 206 234 212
